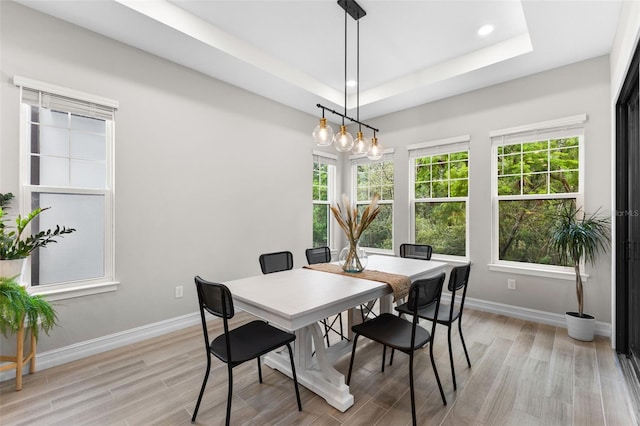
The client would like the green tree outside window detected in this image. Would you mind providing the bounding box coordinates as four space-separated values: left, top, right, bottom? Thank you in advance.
413 150 468 256
356 161 393 250
497 137 580 265
312 161 331 247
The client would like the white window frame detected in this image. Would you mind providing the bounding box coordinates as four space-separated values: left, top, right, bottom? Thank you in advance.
313 150 337 250
408 135 470 261
489 114 587 280
14 76 119 300
350 149 395 254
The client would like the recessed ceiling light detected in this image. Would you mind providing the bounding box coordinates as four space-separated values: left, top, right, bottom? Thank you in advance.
477 24 495 37
346 80 357 87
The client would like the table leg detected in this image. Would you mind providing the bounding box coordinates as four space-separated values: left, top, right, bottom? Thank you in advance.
264 322 354 412
265 294 395 411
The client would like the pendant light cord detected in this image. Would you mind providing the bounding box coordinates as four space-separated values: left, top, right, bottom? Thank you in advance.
343 7 347 126
357 19 361 132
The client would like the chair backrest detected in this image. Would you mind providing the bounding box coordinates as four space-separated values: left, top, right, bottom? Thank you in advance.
194 276 236 365
305 246 331 265
448 263 471 293
407 273 446 342
194 276 234 319
407 272 446 312
259 251 294 274
447 263 471 316
400 243 433 260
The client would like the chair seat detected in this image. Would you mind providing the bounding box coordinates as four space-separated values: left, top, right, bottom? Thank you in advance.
396 302 460 324
352 313 431 352
211 320 295 364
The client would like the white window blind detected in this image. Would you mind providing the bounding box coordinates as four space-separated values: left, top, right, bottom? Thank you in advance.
350 149 394 166
490 114 586 146
313 150 337 166
408 135 470 159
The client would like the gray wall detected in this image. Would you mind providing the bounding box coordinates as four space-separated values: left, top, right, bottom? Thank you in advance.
1 2 317 352
1 1 613 355
362 56 612 322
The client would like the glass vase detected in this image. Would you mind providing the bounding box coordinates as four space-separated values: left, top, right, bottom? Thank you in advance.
339 239 368 273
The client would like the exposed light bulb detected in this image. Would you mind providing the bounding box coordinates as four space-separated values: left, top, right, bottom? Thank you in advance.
352 131 369 155
366 136 383 160
334 125 354 152
312 117 334 146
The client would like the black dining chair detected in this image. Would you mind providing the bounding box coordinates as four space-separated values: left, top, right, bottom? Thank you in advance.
305 246 331 265
400 243 433 260
393 263 472 390
305 247 346 346
192 276 302 425
259 251 294 274
346 273 448 426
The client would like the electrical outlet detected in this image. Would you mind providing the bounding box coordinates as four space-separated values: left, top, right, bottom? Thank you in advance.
175 285 184 298
507 279 516 290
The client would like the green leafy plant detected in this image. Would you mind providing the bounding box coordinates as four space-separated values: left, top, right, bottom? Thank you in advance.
0 192 75 260
0 276 57 340
550 203 610 317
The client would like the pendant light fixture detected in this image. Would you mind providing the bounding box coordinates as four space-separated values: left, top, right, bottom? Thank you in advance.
311 109 334 146
312 0 383 159
351 18 369 156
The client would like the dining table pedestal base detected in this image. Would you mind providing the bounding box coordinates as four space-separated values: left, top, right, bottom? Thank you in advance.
265 296 394 412
265 321 354 411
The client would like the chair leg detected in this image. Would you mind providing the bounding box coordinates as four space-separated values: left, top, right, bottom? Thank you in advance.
447 325 456 390
409 350 417 426
322 319 330 347
389 311 402 366
285 343 302 411
346 335 359 385
458 319 471 368
381 345 386 372
191 355 211 422
429 341 447 406
257 357 263 383
225 364 233 426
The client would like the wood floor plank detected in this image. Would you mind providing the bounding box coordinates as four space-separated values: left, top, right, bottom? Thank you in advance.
1 309 638 426
441 337 514 425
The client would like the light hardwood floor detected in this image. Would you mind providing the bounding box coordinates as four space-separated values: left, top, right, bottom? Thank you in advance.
0 309 637 426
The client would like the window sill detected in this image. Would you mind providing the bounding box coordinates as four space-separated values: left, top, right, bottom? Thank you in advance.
28 280 120 301
431 255 470 266
488 262 587 281
364 248 395 256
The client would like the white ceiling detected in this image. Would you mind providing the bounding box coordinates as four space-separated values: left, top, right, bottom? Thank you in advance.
16 0 622 122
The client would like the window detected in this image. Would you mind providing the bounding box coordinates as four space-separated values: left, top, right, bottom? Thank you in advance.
312 152 336 248
352 152 394 251
15 76 118 295
491 115 586 269
409 136 469 257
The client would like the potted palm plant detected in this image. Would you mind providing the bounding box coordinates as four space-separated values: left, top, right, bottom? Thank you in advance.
551 203 610 341
0 192 75 282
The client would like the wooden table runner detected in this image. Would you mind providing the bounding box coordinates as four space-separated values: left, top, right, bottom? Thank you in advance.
304 263 410 301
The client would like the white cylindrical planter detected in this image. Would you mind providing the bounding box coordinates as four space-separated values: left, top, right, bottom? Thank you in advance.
565 311 595 341
0 258 27 285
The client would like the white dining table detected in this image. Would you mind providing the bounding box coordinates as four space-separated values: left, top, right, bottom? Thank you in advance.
223 254 447 412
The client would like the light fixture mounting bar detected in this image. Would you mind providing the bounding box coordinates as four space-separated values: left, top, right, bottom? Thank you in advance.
316 103 379 133
337 0 366 21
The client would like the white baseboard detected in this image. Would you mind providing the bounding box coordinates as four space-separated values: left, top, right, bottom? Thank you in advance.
442 293 612 337
1 311 201 382
1 297 613 383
